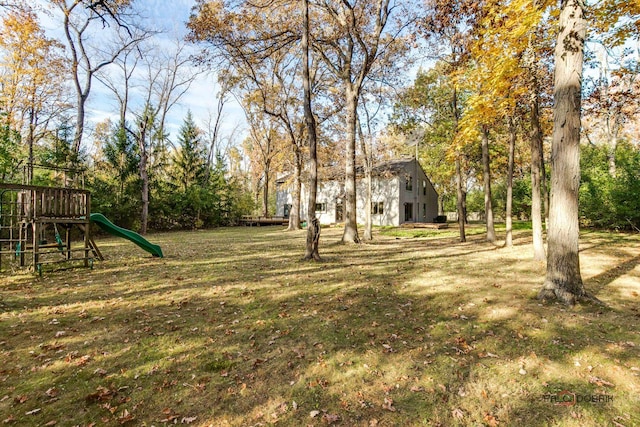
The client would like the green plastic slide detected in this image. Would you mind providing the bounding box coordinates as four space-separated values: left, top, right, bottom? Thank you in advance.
90 213 164 258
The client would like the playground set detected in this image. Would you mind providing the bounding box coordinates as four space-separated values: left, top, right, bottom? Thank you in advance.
0 165 162 275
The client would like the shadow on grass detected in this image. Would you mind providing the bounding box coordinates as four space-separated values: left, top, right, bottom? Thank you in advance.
586 255 640 295
0 227 638 426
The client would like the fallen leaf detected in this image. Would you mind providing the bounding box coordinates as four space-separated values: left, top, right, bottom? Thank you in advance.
76 355 91 366
322 413 340 424
484 413 499 426
309 410 320 418
85 386 115 403
588 376 615 388
25 408 41 416
452 408 465 419
181 416 197 424
382 397 396 411
13 395 28 404
117 408 135 424
44 421 57 426
94 368 107 377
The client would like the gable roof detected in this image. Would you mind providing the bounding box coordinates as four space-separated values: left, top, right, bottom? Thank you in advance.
321 158 418 180
276 158 421 184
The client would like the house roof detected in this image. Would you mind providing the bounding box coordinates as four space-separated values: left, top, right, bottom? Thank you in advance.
276 158 418 184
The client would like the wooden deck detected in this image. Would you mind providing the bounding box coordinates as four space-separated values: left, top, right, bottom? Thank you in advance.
239 216 289 226
400 222 449 229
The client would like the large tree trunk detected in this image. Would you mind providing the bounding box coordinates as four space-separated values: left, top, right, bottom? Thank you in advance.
341 87 360 244
481 125 496 242
530 88 546 260
302 0 320 260
539 0 588 305
287 147 302 230
505 118 516 248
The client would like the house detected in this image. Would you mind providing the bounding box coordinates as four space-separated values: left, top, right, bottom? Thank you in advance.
275 158 439 226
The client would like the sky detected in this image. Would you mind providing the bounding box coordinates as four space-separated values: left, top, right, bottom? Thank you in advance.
37 0 246 153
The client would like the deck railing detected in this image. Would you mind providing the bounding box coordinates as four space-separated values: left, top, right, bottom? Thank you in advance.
1 183 90 220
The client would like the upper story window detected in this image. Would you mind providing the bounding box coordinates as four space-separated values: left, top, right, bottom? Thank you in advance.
405 175 413 191
423 180 427 195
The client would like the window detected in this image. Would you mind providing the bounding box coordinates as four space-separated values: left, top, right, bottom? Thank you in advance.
371 201 384 215
404 203 413 221
423 180 427 195
315 202 327 212
405 175 413 191
423 203 426 218
283 204 292 218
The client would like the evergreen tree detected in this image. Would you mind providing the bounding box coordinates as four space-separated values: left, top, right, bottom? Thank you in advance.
172 111 206 193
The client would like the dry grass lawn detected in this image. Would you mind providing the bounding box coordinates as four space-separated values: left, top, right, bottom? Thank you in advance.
1 225 639 426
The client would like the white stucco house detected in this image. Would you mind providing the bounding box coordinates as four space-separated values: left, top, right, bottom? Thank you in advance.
275 158 439 226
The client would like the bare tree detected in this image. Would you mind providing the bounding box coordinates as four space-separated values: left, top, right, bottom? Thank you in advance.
94 33 143 125
127 38 200 234
52 0 148 153
312 0 410 244
303 0 320 260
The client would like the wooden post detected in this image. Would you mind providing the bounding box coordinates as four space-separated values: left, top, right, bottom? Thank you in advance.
65 225 72 260
32 221 39 270
84 193 91 267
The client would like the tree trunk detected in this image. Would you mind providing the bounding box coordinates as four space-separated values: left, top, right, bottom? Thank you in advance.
453 87 466 242
139 148 149 235
539 0 588 305
530 88 546 260
137 113 150 235
607 133 618 178
505 118 516 247
341 87 360 244
481 125 496 242
73 93 86 154
302 0 320 260
363 166 372 241
455 156 466 242
541 144 549 222
27 106 35 184
287 146 302 230
358 114 373 241
262 168 269 217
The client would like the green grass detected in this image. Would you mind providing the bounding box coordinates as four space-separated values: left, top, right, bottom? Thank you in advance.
378 221 532 239
1 225 639 426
